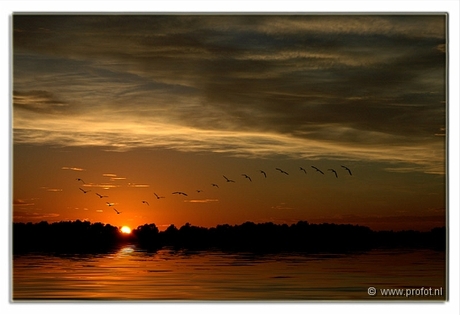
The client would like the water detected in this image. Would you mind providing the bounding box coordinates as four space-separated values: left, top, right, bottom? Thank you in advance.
12 245 446 301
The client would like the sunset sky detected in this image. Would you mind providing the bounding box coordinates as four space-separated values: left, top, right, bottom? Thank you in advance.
12 14 448 232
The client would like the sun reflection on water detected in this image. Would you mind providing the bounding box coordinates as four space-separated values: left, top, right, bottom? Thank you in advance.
115 244 136 257
13 248 446 300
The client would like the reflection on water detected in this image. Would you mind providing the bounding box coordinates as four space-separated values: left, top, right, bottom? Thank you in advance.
12 245 446 300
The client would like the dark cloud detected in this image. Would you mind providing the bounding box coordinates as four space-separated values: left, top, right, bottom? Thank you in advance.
13 90 69 114
13 210 60 222
12 14 447 173
310 213 446 231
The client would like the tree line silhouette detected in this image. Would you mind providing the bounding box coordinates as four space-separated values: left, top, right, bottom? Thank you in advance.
13 220 122 254
13 220 446 254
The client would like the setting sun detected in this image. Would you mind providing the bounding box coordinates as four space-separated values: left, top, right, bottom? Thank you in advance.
120 226 131 234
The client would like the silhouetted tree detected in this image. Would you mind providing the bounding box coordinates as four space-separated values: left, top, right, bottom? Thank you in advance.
160 224 179 247
13 220 121 254
13 220 446 255
133 223 160 250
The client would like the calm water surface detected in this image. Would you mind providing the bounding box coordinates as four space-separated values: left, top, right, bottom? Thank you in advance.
12 245 446 301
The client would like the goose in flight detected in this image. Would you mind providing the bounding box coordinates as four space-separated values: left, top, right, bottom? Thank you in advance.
154 193 165 199
95 193 108 198
142 200 150 206
76 178 86 184
300 167 307 174
260 170 267 178
242 174 252 182
223 175 235 183
311 166 324 174
106 202 115 207
341 165 352 176
275 168 289 175
212 183 219 188
113 208 122 215
172 191 188 196
197 189 203 193
328 169 338 178
79 188 91 194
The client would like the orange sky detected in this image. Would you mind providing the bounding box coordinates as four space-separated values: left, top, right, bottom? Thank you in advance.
12 14 447 231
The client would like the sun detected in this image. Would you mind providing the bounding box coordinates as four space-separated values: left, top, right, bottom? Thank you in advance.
120 226 131 234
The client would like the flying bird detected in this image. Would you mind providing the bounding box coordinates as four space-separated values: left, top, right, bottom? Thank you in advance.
79 188 91 194
328 169 338 178
275 168 289 175
242 174 252 182
106 202 115 206
113 208 122 215
154 193 165 199
300 167 307 174
223 175 235 183
172 191 188 196
341 165 353 176
197 190 203 193
311 166 324 174
142 200 150 206
212 183 219 188
95 193 108 198
260 170 267 178
76 178 86 184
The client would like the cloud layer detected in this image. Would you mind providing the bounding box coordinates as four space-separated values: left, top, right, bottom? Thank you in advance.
13 15 446 173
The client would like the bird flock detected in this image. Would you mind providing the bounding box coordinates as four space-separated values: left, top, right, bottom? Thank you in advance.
74 164 353 216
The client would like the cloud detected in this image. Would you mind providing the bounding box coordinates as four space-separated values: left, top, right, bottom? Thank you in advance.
40 187 63 192
184 199 219 203
13 198 35 206
251 15 445 39
309 213 446 231
13 90 69 114
128 183 150 188
102 174 127 181
82 183 120 189
14 119 445 174
271 203 295 211
12 15 446 174
62 166 85 171
13 210 60 222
